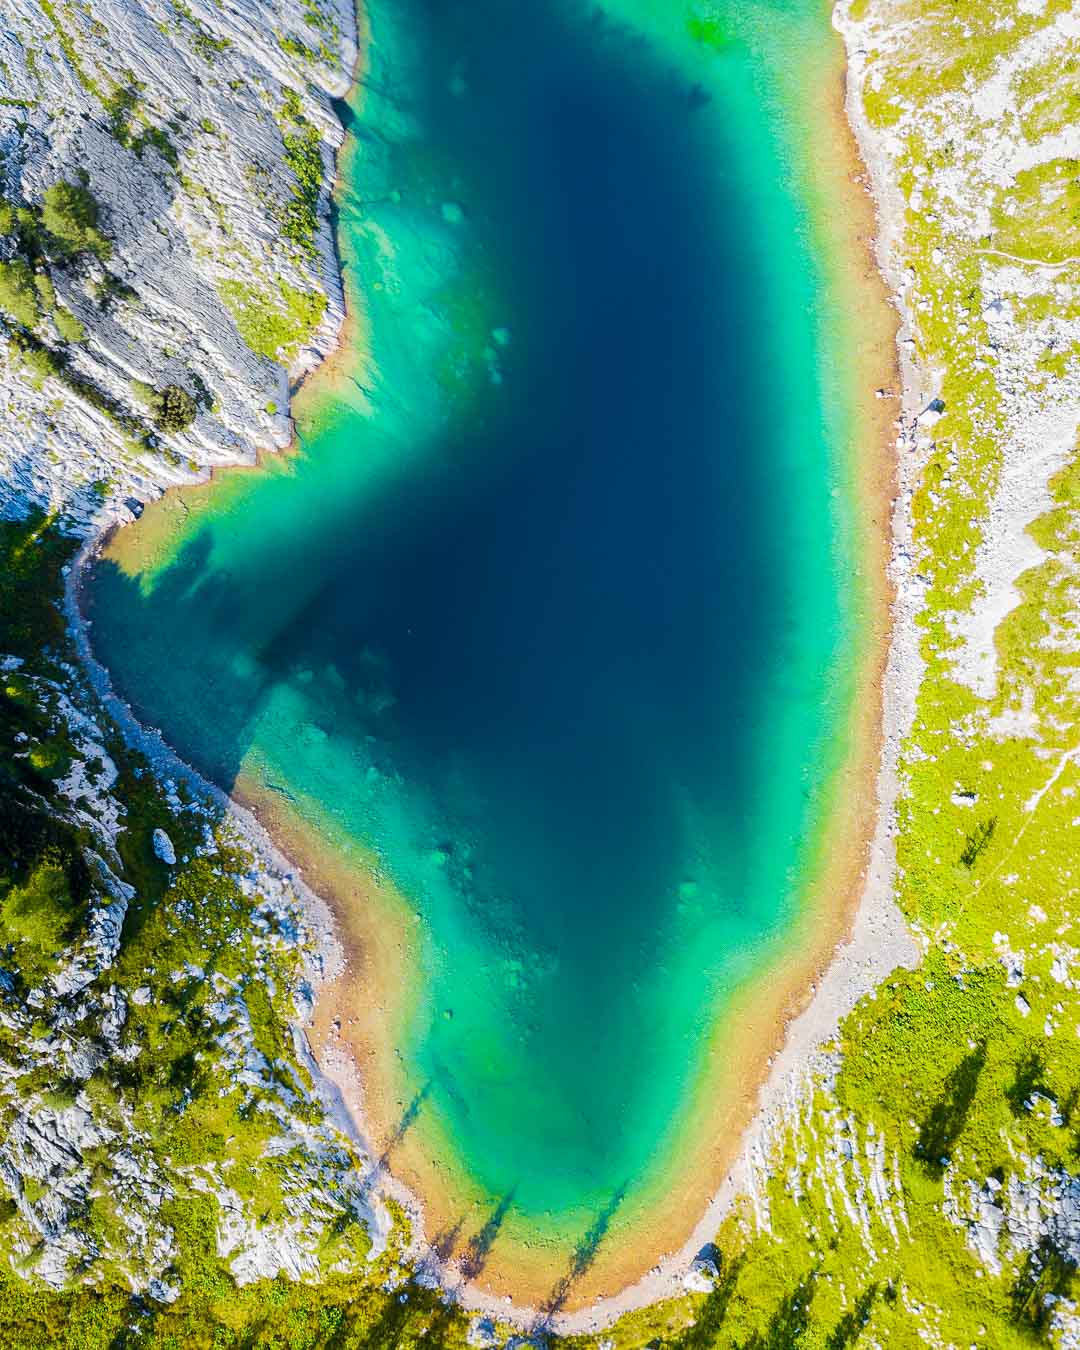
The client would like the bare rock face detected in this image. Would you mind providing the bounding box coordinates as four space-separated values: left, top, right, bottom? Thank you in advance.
0 0 358 532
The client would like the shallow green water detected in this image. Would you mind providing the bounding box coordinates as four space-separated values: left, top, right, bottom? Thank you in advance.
89 0 861 1259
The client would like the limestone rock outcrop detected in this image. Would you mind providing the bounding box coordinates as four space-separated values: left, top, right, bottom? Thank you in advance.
0 0 357 531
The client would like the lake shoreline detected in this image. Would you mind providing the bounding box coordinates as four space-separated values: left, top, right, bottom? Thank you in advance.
68 0 918 1332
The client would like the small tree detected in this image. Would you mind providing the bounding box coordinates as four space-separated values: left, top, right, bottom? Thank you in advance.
0 259 40 329
154 383 198 433
40 181 112 260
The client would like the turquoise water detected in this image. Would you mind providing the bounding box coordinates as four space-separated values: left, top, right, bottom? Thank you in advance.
88 0 859 1264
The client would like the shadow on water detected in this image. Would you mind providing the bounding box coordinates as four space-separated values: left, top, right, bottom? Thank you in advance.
537 1181 628 1323
360 1082 432 1200
460 1189 517 1280
414 1188 516 1289
87 0 833 1225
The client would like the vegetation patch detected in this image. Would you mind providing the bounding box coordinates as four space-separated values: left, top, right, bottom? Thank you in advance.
0 258 41 330
219 276 326 363
131 381 199 434
104 84 180 167
171 0 231 63
34 0 102 100
279 89 324 254
39 181 112 262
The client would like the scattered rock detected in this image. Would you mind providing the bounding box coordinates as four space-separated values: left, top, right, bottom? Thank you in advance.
152 829 176 865
467 1317 499 1348
683 1254 719 1293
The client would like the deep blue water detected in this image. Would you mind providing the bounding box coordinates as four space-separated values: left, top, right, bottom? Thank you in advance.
88 0 852 1260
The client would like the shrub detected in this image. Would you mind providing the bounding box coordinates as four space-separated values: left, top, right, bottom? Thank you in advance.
13 207 40 255
135 124 179 167
32 272 55 313
278 93 324 253
27 740 72 780
40 1081 79 1111
0 259 41 329
13 341 66 390
154 383 198 433
282 123 322 249
104 84 139 143
21 1179 45 1205
40 181 111 261
0 858 80 978
53 307 86 344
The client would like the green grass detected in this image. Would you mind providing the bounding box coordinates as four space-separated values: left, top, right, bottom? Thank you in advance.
219 277 326 363
53 307 86 344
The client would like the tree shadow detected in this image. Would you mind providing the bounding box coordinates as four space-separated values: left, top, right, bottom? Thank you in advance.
825 1281 878 1349
359 1080 431 1199
667 1251 745 1350
742 1275 816 1350
917 1042 986 1176
343 1282 415 1350
536 1182 628 1325
404 1191 520 1350
960 817 997 867
1007 1048 1048 1117
1011 1236 1076 1332
460 1188 517 1280
429 1216 465 1263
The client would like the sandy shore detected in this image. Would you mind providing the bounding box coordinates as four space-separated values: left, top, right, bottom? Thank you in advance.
66 0 923 1332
